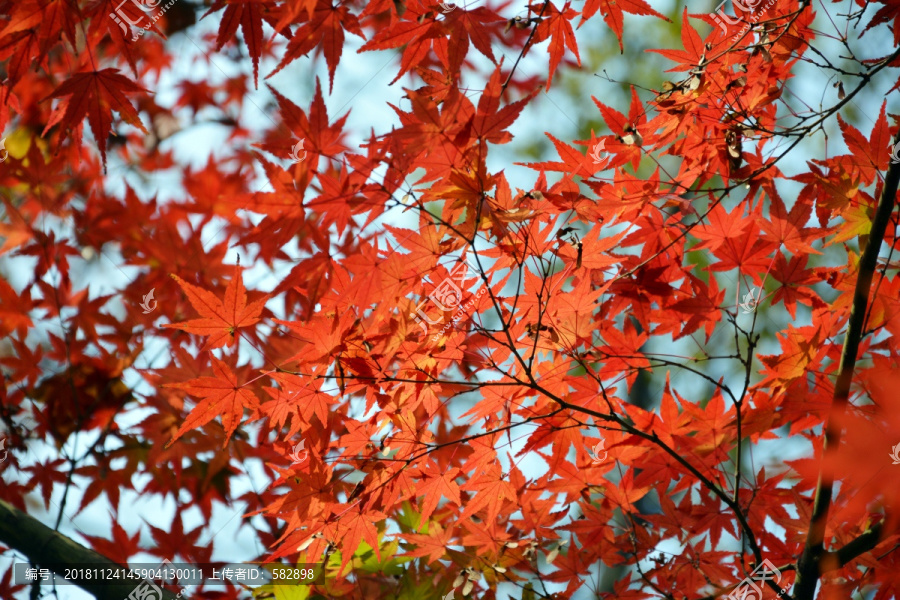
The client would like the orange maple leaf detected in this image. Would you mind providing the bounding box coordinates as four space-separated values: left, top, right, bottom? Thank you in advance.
330 507 386 574
399 522 454 564
532 4 581 91
759 324 824 392
414 464 462 526
163 263 269 350
459 466 516 523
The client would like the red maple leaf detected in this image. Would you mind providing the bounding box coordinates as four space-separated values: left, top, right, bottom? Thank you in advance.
580 0 668 51
164 356 260 446
268 3 365 92
163 263 269 350
45 68 148 170
204 0 277 89
531 2 581 90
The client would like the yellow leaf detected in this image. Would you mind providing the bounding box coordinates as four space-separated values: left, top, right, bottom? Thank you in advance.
4 127 32 160
272 584 309 600
832 202 872 244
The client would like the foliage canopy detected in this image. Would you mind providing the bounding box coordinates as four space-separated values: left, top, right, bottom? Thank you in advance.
1 0 900 599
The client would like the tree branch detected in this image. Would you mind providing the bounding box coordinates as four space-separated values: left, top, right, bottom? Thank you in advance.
0 499 179 600
793 140 900 599
822 522 885 572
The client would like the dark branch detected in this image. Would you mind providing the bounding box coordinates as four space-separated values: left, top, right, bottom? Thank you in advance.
0 499 179 600
823 522 886 572
793 136 900 600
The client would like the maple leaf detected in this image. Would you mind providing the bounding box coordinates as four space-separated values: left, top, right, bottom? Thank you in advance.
757 187 823 255
558 226 628 271
0 276 33 338
266 371 336 428
469 62 539 145
833 199 875 245
691 202 751 253
269 3 365 92
453 6 505 66
75 460 134 514
0 198 34 255
647 8 705 71
459 466 516 524
45 69 148 170
145 514 208 562
332 506 387 574
770 253 824 318
23 458 68 509
205 0 268 89
262 79 349 173
259 386 304 439
836 103 892 183
580 0 668 51
164 356 260 447
517 132 603 179
594 317 650 389
531 2 581 91
759 324 825 393
602 470 652 513
80 522 143 564
338 419 379 457
550 273 611 346
0 0 77 59
413 463 462 525
163 263 269 350
400 521 454 564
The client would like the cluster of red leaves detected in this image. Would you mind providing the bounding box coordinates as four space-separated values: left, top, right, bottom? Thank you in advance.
2 0 900 599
